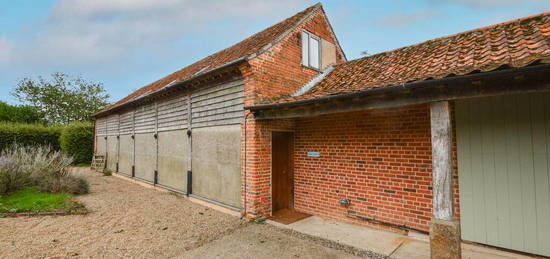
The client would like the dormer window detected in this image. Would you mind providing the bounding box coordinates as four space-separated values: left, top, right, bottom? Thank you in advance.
302 31 321 70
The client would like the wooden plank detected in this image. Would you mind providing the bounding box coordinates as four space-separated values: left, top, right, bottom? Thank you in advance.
191 98 244 113
191 80 244 99
531 93 550 255
456 99 475 241
543 93 550 256
106 114 120 136
189 79 244 128
192 117 244 129
430 101 454 220
191 86 243 103
481 97 498 245
191 92 244 109
492 95 512 248
119 109 134 135
457 92 550 256
192 105 244 119
516 94 537 253
504 94 525 252
468 98 487 243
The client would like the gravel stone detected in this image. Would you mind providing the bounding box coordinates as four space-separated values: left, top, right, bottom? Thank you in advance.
0 168 245 258
0 168 365 258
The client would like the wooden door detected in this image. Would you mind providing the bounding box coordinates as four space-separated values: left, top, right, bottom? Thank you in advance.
456 92 550 257
272 132 294 212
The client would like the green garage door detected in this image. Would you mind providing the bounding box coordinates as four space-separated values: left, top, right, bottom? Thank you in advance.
456 92 550 257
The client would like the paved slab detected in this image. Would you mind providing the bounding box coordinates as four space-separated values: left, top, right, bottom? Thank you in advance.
269 216 404 256
269 216 536 259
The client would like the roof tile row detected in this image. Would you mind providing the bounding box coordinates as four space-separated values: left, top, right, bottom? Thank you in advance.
273 12 550 104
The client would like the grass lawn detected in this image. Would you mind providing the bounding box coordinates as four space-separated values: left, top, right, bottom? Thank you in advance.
0 187 84 214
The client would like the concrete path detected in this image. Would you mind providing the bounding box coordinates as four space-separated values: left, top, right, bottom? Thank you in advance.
268 216 534 259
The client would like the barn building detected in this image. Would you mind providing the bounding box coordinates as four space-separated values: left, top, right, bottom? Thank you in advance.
95 3 550 258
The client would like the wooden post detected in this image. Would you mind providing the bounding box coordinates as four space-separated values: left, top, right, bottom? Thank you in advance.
430 101 461 259
430 101 454 220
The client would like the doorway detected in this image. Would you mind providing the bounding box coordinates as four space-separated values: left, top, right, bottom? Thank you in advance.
271 131 310 224
272 131 294 212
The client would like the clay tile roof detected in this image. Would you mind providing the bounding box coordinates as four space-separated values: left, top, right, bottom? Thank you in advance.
102 3 322 113
273 11 550 105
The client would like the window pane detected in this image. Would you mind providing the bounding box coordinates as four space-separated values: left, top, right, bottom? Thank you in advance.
310 37 320 69
301 31 309 67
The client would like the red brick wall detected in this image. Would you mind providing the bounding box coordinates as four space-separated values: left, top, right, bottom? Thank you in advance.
243 104 461 233
241 115 295 217
238 6 461 232
240 7 346 218
293 105 434 231
241 8 345 107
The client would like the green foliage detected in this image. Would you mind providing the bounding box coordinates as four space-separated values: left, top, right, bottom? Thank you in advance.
0 187 71 213
12 72 110 125
0 145 90 196
0 123 62 152
0 101 42 124
60 122 94 164
38 175 89 195
0 145 75 195
102 168 112 176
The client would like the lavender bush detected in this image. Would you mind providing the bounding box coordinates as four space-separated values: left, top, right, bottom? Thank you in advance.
0 145 88 195
0 156 32 194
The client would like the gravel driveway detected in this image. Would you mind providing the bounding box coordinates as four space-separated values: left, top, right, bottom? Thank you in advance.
0 168 359 258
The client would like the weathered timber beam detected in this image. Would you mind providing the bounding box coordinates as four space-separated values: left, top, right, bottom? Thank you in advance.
430 101 453 220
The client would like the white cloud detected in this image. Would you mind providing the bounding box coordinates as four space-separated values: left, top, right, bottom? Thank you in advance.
1 0 312 71
379 10 437 28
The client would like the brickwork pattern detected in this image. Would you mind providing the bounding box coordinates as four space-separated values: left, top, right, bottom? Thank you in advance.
243 104 460 233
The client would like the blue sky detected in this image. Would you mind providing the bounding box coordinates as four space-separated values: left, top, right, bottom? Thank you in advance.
1 0 549 104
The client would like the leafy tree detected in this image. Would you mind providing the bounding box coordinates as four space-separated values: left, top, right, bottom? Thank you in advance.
0 101 42 124
12 73 110 125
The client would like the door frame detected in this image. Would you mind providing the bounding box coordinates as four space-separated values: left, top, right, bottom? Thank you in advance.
270 130 295 215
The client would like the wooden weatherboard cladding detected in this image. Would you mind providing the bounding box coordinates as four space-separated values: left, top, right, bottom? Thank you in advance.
95 117 107 136
96 78 244 134
157 94 188 131
191 79 244 128
456 92 550 257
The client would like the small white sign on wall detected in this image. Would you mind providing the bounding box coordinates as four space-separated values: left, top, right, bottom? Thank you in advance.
307 152 320 157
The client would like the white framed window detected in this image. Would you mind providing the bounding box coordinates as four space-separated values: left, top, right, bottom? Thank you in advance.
301 31 321 70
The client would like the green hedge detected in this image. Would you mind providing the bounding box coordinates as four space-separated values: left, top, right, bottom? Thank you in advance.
60 122 94 164
0 123 62 151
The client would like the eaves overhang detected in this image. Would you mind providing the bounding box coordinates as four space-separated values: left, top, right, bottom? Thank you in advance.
246 63 550 119
94 57 247 118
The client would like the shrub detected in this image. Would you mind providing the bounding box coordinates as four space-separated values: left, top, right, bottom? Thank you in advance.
102 168 112 176
38 175 89 195
60 122 94 164
0 145 88 195
0 156 32 194
0 101 42 124
0 123 62 152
